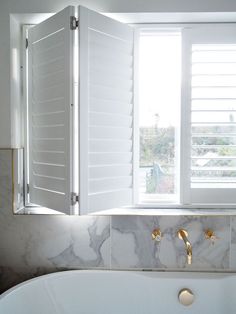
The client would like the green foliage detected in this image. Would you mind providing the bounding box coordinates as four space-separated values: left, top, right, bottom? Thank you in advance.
140 126 175 194
140 126 175 169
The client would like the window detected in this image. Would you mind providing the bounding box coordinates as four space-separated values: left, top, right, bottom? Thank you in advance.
23 6 236 214
138 29 181 204
137 24 236 208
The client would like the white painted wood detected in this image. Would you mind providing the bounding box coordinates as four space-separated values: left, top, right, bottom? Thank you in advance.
132 28 140 205
180 28 192 205
79 6 134 214
28 6 74 214
183 25 236 205
89 152 132 165
22 25 33 206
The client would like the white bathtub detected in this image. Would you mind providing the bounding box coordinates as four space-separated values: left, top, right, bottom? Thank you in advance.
0 270 235 314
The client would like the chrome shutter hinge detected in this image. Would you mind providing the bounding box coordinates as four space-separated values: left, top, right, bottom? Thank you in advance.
71 192 79 205
70 16 79 30
26 38 28 49
27 184 30 194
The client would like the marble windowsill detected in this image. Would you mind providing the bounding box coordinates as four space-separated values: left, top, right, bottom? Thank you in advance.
94 207 236 216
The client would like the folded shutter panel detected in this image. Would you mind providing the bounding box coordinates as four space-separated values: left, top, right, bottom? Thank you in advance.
78 6 134 214
28 6 74 214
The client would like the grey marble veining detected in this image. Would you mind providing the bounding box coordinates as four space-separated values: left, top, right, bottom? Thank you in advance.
0 149 235 294
0 215 111 270
111 216 230 270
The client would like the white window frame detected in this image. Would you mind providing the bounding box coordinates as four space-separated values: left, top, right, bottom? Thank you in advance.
133 23 236 210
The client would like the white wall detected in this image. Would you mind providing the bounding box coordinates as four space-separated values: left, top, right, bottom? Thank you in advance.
1 0 236 147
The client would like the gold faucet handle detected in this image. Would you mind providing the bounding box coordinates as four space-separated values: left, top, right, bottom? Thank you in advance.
205 229 219 245
151 229 162 242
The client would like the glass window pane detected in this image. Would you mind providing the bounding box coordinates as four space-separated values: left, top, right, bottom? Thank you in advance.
139 30 181 203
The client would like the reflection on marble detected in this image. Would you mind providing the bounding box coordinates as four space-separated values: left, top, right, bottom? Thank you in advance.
0 150 12 211
0 215 111 293
0 216 110 270
0 266 65 294
230 217 236 269
13 149 24 213
111 216 230 270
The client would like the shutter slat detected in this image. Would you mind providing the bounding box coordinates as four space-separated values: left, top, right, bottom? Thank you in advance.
88 189 133 212
90 126 132 140
192 133 236 138
90 84 132 103
33 43 64 65
33 71 64 90
89 177 132 194
89 139 132 153
90 112 132 127
90 59 132 80
89 164 132 179
33 139 65 152
32 111 64 126
32 57 64 76
89 152 132 165
192 166 236 171
33 175 65 193
33 125 64 138
33 98 64 114
33 151 65 164
33 83 65 102
90 98 132 115
89 27 133 53
32 29 64 52
90 70 132 90
33 163 65 178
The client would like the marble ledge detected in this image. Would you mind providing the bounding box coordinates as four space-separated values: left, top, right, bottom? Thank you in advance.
96 207 236 216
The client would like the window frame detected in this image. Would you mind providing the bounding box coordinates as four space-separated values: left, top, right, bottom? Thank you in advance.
21 20 236 213
133 23 236 210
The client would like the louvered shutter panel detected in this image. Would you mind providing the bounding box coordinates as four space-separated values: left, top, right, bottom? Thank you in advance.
182 25 236 204
78 6 134 214
28 6 74 213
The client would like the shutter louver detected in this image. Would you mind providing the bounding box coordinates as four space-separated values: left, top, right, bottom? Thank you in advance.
78 6 134 214
191 44 236 188
183 26 236 204
28 6 74 214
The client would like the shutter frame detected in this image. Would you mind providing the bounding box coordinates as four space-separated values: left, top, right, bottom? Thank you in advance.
78 6 135 214
182 25 236 205
28 6 74 214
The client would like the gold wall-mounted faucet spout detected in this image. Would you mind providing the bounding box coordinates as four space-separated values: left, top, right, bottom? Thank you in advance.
177 229 192 265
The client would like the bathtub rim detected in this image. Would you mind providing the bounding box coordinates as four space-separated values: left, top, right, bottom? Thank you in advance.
1 269 236 301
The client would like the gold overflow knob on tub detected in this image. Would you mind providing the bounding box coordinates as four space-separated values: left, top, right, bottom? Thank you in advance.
178 288 195 306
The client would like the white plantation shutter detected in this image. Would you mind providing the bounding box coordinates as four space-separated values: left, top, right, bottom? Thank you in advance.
182 25 236 204
78 6 134 214
28 6 74 213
